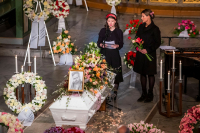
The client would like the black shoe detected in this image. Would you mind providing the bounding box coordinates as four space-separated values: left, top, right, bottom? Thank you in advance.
137 93 147 102
144 92 154 103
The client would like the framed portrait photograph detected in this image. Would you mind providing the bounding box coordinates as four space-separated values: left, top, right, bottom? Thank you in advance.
68 70 84 92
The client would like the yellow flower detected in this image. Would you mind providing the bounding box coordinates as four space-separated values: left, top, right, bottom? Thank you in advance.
43 1 47 6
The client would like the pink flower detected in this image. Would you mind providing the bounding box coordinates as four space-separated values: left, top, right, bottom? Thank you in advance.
178 27 180 29
135 37 142 44
185 26 189 30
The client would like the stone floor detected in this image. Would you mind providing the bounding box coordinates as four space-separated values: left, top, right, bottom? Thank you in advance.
1 5 200 133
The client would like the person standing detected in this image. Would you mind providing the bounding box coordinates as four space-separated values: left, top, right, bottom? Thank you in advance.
97 13 124 99
133 9 161 103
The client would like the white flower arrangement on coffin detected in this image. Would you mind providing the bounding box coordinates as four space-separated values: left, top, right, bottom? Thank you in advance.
83 42 100 54
106 0 121 6
50 0 70 19
3 72 47 114
23 0 52 21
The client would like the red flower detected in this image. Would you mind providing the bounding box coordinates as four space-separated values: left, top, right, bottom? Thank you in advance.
130 20 133 24
135 31 137 34
131 60 134 66
135 37 142 43
193 32 196 35
129 30 131 34
136 19 140 23
126 24 129 27
126 27 128 29
133 24 136 28
128 37 131 40
133 52 136 57
130 27 132 29
139 22 142 25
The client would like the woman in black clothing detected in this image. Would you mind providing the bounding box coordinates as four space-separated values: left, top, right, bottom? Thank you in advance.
133 9 161 103
97 13 124 97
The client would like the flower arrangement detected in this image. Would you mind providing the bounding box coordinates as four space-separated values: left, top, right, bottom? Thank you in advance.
124 51 136 69
44 126 85 133
128 121 164 133
23 0 52 21
50 0 70 19
179 105 200 133
128 37 153 61
106 0 121 6
0 112 24 133
173 20 199 38
3 72 47 114
70 52 114 94
125 19 142 35
65 127 85 133
83 42 100 54
50 30 77 55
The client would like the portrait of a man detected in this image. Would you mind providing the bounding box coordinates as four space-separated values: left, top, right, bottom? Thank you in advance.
68 70 84 92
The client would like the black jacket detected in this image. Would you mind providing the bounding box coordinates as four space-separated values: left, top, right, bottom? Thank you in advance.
133 21 161 75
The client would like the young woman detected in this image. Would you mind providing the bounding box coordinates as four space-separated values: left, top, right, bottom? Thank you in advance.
133 9 161 103
97 13 124 98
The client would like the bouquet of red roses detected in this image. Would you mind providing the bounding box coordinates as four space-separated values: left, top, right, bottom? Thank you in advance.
124 51 136 69
125 19 143 35
128 36 153 61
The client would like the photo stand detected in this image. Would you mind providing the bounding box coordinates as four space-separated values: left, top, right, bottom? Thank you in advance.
159 68 183 118
23 0 56 67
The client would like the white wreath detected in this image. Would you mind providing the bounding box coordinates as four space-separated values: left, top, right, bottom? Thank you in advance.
23 0 52 21
50 0 70 19
3 72 47 114
106 0 121 6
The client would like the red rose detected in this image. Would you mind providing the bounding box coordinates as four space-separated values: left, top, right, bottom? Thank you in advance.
133 24 136 28
135 31 137 33
130 20 133 24
193 32 196 35
131 60 134 66
139 22 142 25
62 3 66 7
128 37 131 40
133 52 136 57
126 24 129 27
129 30 131 34
126 27 128 29
130 27 132 29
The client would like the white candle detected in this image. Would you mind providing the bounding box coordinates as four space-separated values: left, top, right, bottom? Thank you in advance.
160 60 162 79
28 45 30 63
21 66 23 73
172 50 175 69
168 71 170 90
15 55 18 73
34 56 36 74
179 61 182 80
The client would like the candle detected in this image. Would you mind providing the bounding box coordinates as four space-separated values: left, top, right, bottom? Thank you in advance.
15 55 18 73
21 66 23 73
160 60 162 79
34 56 36 74
28 45 30 63
172 50 175 69
179 60 182 80
168 71 170 90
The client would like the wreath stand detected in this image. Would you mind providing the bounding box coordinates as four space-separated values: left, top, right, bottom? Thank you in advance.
23 0 56 67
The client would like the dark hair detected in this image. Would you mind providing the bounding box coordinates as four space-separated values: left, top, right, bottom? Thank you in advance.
104 13 120 29
141 9 155 19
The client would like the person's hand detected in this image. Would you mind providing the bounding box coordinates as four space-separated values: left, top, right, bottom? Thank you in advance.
139 49 147 54
100 43 107 48
111 44 119 49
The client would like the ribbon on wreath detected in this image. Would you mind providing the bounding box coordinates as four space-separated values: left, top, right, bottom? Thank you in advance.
111 1 117 15
18 107 34 126
57 18 66 33
57 53 73 66
30 17 46 49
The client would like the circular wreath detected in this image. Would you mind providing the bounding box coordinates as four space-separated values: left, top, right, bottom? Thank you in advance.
3 72 47 114
50 0 70 19
0 112 24 133
106 0 121 6
23 0 52 21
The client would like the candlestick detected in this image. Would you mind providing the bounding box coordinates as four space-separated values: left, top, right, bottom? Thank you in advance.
15 55 18 73
179 60 182 80
172 50 175 69
160 60 162 79
28 45 30 63
168 71 170 90
21 66 23 73
34 56 36 74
